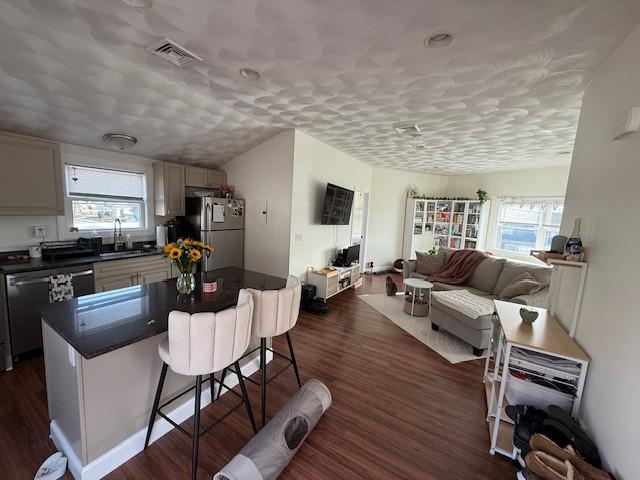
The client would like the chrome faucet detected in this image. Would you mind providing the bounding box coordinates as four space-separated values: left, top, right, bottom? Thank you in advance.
113 218 123 251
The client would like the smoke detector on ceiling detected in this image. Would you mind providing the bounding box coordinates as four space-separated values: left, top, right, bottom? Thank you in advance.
147 38 203 67
393 123 422 136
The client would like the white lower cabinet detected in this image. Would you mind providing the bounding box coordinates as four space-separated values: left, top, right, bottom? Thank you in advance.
94 255 174 293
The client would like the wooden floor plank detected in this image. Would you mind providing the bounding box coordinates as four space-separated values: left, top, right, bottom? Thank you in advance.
0 273 516 479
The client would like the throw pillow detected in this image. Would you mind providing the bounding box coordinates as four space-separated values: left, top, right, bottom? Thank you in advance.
498 271 541 299
415 250 445 275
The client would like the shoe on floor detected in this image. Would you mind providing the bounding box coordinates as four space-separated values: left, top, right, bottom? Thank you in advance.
525 451 586 480
518 467 545 480
529 434 611 480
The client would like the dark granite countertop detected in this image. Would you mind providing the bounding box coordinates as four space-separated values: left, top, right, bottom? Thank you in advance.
40 267 287 359
0 247 164 274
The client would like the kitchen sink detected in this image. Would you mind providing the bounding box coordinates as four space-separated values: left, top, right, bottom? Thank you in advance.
99 249 144 259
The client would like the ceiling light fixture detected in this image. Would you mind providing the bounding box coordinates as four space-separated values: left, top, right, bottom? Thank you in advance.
121 0 153 8
239 68 261 80
103 133 138 151
425 32 454 48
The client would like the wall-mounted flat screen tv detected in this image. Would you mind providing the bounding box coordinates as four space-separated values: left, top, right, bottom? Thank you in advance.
320 183 354 225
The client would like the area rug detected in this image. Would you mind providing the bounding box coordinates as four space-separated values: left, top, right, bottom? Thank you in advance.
358 293 485 364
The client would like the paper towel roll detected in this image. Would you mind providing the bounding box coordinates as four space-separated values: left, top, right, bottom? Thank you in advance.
156 225 168 247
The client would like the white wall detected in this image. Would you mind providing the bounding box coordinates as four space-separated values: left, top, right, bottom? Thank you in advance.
0 140 157 252
447 166 570 261
367 168 449 269
222 130 294 277
558 25 640 480
288 131 372 279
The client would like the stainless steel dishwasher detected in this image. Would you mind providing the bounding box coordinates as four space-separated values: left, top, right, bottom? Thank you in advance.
6 265 94 358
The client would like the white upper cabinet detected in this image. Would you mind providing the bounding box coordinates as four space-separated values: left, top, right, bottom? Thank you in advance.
154 162 185 216
206 169 226 188
0 132 63 215
185 165 226 189
185 166 208 188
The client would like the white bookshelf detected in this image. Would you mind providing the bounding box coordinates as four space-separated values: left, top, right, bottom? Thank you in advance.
402 198 490 260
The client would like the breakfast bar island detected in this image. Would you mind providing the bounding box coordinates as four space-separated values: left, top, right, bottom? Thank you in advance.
40 267 287 480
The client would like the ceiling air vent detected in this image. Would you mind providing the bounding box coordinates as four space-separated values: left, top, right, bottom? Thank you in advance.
393 123 422 136
148 38 203 67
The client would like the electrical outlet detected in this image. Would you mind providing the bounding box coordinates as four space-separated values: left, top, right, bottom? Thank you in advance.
33 225 46 239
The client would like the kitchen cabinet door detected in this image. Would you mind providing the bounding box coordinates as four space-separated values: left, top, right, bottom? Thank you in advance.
138 268 171 285
206 169 226 188
154 162 185 216
0 132 63 215
185 166 208 188
95 275 137 292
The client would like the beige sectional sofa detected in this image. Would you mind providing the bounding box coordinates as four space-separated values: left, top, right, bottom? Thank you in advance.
403 248 552 355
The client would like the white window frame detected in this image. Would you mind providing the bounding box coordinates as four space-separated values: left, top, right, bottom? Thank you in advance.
492 196 564 256
57 152 155 241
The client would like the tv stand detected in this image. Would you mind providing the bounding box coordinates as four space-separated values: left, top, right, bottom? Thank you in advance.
307 264 361 301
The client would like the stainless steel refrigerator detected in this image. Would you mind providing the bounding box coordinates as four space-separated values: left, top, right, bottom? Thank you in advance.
185 197 245 271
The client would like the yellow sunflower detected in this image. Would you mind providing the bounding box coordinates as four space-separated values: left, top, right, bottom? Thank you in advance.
168 247 182 260
190 249 202 261
183 239 193 246
163 243 175 254
201 243 213 252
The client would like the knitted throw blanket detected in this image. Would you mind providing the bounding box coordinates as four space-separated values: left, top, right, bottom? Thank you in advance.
429 249 488 285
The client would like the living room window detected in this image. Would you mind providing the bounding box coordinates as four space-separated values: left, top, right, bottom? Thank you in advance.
64 164 147 231
494 197 564 254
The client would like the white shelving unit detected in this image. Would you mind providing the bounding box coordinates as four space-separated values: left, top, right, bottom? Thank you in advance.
306 264 361 301
482 301 590 458
402 198 490 260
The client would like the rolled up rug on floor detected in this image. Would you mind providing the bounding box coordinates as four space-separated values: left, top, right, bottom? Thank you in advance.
213 379 332 480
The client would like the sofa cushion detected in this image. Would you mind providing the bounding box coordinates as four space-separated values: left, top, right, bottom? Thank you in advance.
438 247 455 263
409 272 429 280
467 256 506 293
415 250 445 275
493 260 552 295
431 296 494 330
498 272 541 299
431 282 488 297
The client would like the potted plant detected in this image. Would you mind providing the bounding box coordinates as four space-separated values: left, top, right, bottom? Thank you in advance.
163 239 213 294
476 189 488 205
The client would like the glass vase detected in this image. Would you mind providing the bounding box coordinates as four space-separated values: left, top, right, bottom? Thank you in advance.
176 272 196 295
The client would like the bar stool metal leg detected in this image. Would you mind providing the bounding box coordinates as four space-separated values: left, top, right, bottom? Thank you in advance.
216 368 227 401
260 338 267 427
192 375 202 480
285 332 302 388
235 361 257 434
144 362 168 449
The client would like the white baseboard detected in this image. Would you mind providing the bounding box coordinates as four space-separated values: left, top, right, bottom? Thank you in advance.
370 265 394 273
50 352 272 480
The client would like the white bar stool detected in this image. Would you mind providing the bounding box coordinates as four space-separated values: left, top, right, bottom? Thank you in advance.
218 275 302 427
144 290 257 480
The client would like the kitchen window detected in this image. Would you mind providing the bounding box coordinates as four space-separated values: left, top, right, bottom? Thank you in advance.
494 197 564 254
65 164 147 231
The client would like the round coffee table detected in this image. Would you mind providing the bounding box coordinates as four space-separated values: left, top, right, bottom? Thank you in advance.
403 278 434 316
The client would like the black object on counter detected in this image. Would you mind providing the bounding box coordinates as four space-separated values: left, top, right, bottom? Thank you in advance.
40 267 287 359
41 237 102 261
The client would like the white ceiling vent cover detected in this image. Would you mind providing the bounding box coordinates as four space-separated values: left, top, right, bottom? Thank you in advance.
393 123 422 136
148 38 203 67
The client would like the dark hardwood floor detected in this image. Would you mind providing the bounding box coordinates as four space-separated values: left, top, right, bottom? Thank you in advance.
0 273 516 479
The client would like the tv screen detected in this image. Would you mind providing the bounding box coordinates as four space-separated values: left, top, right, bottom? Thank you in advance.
320 183 354 225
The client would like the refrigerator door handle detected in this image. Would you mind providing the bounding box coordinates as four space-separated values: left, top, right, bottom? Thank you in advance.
203 201 211 231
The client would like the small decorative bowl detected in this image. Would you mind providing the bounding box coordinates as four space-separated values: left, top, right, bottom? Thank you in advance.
519 307 539 325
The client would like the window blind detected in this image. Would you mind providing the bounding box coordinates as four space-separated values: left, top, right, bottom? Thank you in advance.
66 165 144 200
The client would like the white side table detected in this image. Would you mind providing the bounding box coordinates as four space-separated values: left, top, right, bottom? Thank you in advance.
402 278 434 316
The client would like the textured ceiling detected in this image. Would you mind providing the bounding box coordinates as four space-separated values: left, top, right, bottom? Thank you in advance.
0 0 639 173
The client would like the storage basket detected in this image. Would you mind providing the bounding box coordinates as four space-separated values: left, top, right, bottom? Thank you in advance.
403 296 429 317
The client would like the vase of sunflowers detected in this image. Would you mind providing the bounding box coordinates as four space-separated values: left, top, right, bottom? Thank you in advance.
162 239 213 294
